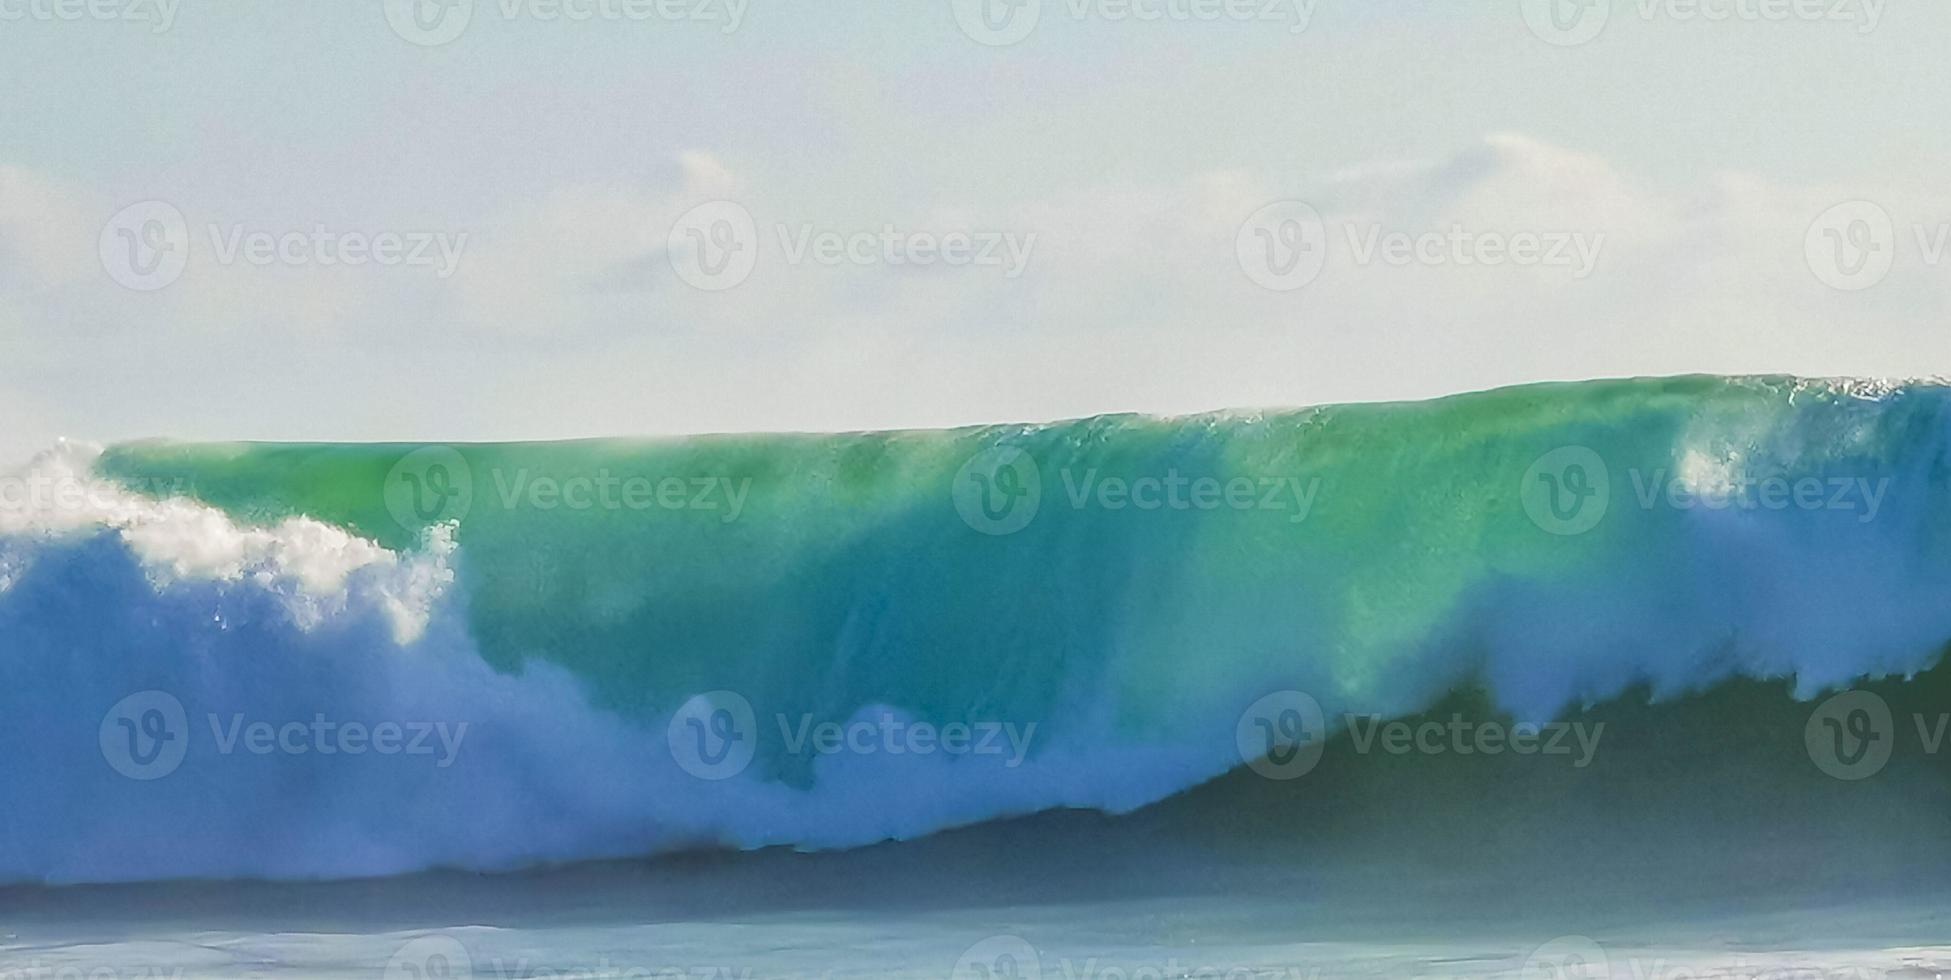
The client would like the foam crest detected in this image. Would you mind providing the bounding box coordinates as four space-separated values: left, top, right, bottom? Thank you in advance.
0 442 451 641
7 375 1951 885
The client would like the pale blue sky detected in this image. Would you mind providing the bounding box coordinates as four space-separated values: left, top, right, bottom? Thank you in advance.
3 1 1947 462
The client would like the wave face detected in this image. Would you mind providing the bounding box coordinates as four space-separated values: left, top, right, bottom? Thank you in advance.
4 374 1951 885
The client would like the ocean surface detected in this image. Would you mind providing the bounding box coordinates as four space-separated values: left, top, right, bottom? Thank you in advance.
3 374 1950 977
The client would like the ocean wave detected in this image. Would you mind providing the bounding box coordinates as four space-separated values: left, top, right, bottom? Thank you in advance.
3 374 1949 884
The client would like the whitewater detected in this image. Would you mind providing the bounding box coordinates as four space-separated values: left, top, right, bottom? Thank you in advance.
3 373 1951 888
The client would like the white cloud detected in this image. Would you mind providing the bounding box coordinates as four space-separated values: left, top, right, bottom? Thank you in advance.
2 134 1949 455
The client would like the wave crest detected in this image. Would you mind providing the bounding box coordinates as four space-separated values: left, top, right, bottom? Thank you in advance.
6 375 1951 884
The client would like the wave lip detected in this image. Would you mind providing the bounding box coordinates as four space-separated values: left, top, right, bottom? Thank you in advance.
5 374 1951 885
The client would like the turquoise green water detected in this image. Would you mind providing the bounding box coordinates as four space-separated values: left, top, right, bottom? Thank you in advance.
11 373 1948 886
94 375 1947 734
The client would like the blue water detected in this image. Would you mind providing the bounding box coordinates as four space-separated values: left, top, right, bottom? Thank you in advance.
5 375 1951 976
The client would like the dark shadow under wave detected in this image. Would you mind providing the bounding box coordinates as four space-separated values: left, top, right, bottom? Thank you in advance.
8 662 1949 952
